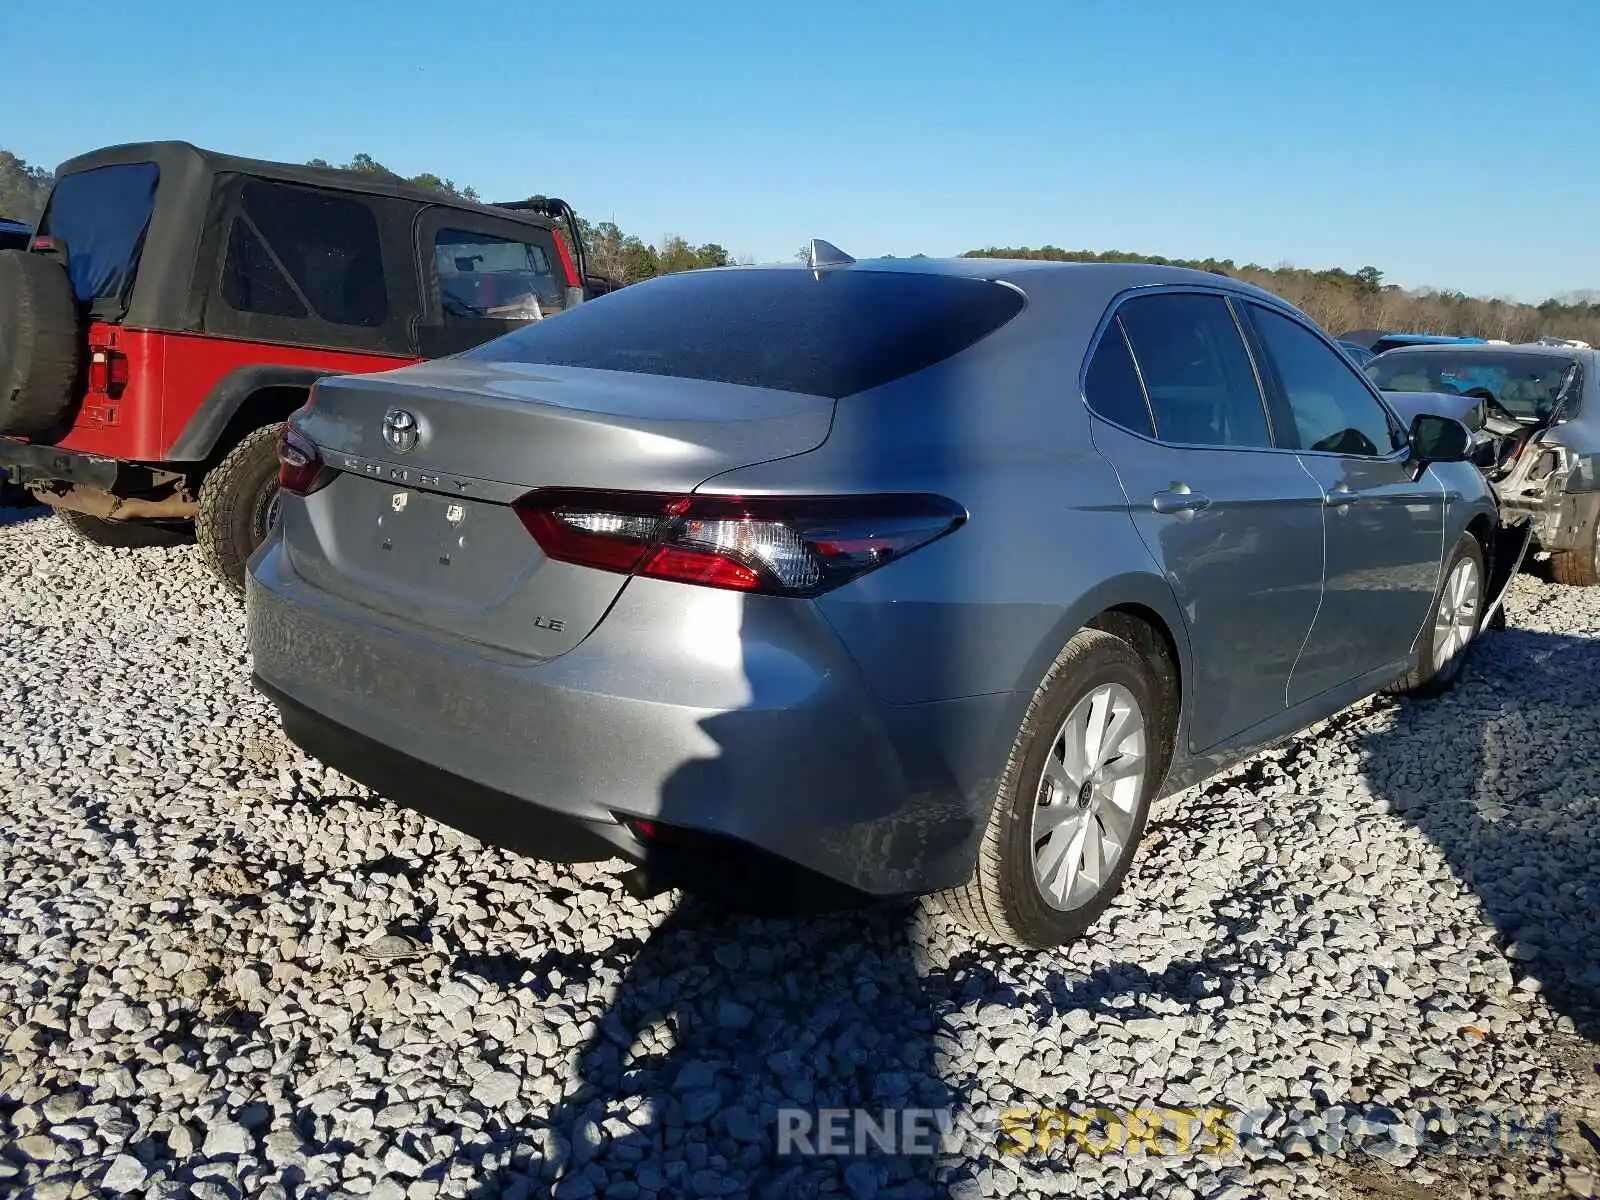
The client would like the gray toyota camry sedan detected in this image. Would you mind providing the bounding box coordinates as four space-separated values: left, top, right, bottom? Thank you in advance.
247 250 1496 949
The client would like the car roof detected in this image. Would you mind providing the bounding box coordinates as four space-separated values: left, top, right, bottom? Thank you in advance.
1374 341 1587 361
53 140 555 227
755 254 1294 306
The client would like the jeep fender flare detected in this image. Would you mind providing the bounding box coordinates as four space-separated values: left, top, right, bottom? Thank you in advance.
166 364 339 462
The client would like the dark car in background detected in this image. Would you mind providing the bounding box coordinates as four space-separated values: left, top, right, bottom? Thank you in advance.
1336 339 1376 366
1369 342 1600 585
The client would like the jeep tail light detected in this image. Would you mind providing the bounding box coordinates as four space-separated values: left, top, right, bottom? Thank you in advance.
513 489 966 597
87 349 129 397
550 229 580 290
278 425 333 497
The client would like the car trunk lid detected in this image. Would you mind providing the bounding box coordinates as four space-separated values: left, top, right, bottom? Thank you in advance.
281 359 835 659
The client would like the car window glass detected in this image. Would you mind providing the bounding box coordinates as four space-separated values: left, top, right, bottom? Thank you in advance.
230 180 388 327
1117 293 1271 448
1083 317 1154 436
468 269 1026 399
221 218 308 319
1366 350 1577 421
1251 306 1400 455
434 228 563 322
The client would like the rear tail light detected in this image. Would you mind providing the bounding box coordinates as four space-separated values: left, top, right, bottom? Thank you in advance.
550 228 581 290
514 489 966 597
277 425 333 497
621 815 720 851
87 350 129 397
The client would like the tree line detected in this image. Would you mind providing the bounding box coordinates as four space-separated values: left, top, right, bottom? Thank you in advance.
962 246 1600 345
5 144 1598 340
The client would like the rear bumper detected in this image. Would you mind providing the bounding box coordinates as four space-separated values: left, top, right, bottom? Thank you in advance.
0 438 172 493
1504 488 1600 554
246 534 1007 897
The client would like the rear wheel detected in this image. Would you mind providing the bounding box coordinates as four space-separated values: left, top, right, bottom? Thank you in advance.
54 508 191 549
1388 532 1484 698
1550 505 1600 587
938 629 1169 949
196 423 283 595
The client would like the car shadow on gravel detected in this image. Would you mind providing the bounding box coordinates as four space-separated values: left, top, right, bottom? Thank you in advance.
1357 623 1600 1043
452 896 1268 1200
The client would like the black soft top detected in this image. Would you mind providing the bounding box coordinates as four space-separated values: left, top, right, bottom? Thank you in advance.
46 141 568 351
55 141 547 226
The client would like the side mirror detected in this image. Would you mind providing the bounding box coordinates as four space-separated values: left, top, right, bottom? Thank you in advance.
1408 413 1472 464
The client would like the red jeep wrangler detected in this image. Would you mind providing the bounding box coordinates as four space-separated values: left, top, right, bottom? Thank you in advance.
0 141 604 591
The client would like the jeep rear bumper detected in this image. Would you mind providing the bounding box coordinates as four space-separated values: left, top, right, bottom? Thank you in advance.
0 438 174 493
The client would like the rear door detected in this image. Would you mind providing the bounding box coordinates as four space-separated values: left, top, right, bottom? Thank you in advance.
413 207 570 358
1240 302 1445 704
1085 290 1326 752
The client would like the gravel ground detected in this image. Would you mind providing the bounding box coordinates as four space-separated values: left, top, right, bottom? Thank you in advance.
3 504 1600 1200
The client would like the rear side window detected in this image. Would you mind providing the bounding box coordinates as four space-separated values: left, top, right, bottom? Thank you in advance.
221 219 307 318
221 180 388 327
435 228 563 321
1117 293 1271 448
1083 318 1154 436
39 162 160 309
466 269 1025 398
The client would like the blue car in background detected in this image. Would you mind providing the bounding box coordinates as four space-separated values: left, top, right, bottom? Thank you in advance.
1372 333 1488 355
1342 329 1489 357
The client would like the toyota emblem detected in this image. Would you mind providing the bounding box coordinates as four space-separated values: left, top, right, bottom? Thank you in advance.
382 408 420 454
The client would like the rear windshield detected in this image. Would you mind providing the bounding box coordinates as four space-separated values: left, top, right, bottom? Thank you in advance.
38 162 160 311
465 268 1026 398
1367 349 1580 420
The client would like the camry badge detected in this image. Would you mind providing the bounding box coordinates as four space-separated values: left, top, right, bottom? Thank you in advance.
382 407 420 453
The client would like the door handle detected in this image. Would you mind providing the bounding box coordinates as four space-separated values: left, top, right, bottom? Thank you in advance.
1151 484 1212 515
1326 483 1360 508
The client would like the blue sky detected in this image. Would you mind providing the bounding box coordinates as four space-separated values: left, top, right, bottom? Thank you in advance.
5 0 1597 301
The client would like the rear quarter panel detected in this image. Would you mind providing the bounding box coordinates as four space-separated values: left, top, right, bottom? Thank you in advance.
54 328 416 461
697 273 1190 785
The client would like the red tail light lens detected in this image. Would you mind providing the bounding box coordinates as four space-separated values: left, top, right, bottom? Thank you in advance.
514 489 966 597
277 425 333 497
88 349 128 396
550 228 581 289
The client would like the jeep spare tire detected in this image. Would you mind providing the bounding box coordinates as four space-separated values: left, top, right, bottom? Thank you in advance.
0 249 81 437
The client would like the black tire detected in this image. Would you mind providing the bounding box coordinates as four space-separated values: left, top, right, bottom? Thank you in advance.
937 629 1170 949
0 250 81 436
195 423 283 596
54 508 191 549
1388 531 1485 699
1550 504 1600 587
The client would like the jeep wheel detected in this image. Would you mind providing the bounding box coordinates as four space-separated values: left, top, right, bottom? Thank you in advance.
196 423 283 595
0 250 81 437
55 509 192 549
